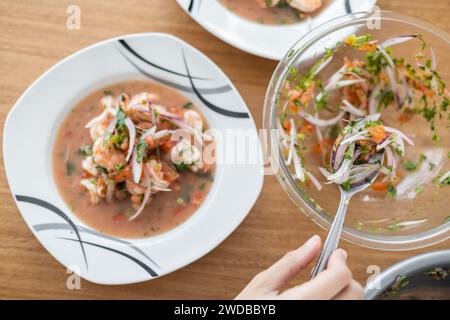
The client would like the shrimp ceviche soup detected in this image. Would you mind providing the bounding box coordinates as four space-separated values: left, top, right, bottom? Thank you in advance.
53 81 215 238
219 0 326 25
278 34 450 234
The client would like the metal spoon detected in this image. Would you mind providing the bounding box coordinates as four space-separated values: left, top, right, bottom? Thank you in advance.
311 137 385 278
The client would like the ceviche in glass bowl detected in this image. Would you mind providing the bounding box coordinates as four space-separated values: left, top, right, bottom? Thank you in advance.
263 11 450 250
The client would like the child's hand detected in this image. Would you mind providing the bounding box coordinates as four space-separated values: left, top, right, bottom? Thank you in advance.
235 235 363 300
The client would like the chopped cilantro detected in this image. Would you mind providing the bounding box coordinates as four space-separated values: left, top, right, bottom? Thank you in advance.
136 140 148 163
66 161 76 176
114 163 124 172
183 102 193 109
387 183 397 199
404 160 417 171
174 162 192 172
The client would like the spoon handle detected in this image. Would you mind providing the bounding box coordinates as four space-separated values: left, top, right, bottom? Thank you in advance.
311 190 351 278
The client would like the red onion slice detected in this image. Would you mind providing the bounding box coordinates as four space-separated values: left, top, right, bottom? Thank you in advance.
325 78 366 91
85 110 108 129
438 170 450 184
305 170 322 191
341 99 367 117
430 47 437 69
328 143 355 181
379 35 417 49
340 130 369 145
376 133 395 151
105 180 115 203
153 129 173 140
141 126 157 139
292 147 305 182
316 79 366 101
313 54 333 76
298 110 345 127
104 117 118 138
383 126 414 146
128 167 152 221
286 119 296 165
333 142 349 171
325 65 346 88
349 164 380 184
131 148 142 183
124 118 136 162
368 83 382 114
318 167 332 178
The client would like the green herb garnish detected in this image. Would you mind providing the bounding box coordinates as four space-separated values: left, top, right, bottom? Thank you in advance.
66 161 76 176
183 102 193 109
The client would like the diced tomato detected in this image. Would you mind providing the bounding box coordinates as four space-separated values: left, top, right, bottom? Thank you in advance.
109 165 131 182
174 203 186 214
167 106 183 117
144 135 155 147
192 192 204 206
81 171 92 179
371 181 388 191
313 143 323 155
299 121 314 134
289 103 299 113
282 119 291 131
160 140 176 153
358 42 377 51
399 113 413 123
113 213 126 223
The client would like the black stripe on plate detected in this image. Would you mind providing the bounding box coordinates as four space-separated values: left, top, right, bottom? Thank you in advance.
182 51 249 119
188 0 194 12
118 39 210 80
345 0 352 14
118 49 231 95
58 237 158 277
16 195 89 269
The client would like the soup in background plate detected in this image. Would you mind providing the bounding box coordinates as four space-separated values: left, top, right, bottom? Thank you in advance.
53 80 215 239
219 0 330 25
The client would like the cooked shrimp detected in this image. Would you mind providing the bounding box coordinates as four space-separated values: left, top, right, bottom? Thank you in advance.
171 140 201 166
80 178 100 204
89 115 111 141
145 159 171 189
92 137 126 172
288 0 322 13
255 0 280 8
126 179 146 195
81 156 99 176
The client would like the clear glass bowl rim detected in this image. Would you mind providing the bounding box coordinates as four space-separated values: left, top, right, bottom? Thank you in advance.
262 10 450 251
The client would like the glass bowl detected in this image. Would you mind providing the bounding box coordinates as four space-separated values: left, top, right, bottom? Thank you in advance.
263 11 450 250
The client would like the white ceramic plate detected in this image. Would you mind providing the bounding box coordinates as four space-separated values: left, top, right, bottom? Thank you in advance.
3 33 263 285
176 0 377 60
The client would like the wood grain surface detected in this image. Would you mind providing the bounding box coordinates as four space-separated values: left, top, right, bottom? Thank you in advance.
0 0 448 299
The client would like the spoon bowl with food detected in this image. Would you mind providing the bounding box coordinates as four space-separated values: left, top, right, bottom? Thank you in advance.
311 114 414 277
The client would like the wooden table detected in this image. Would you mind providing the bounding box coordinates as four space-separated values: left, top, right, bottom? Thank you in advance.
0 0 448 299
